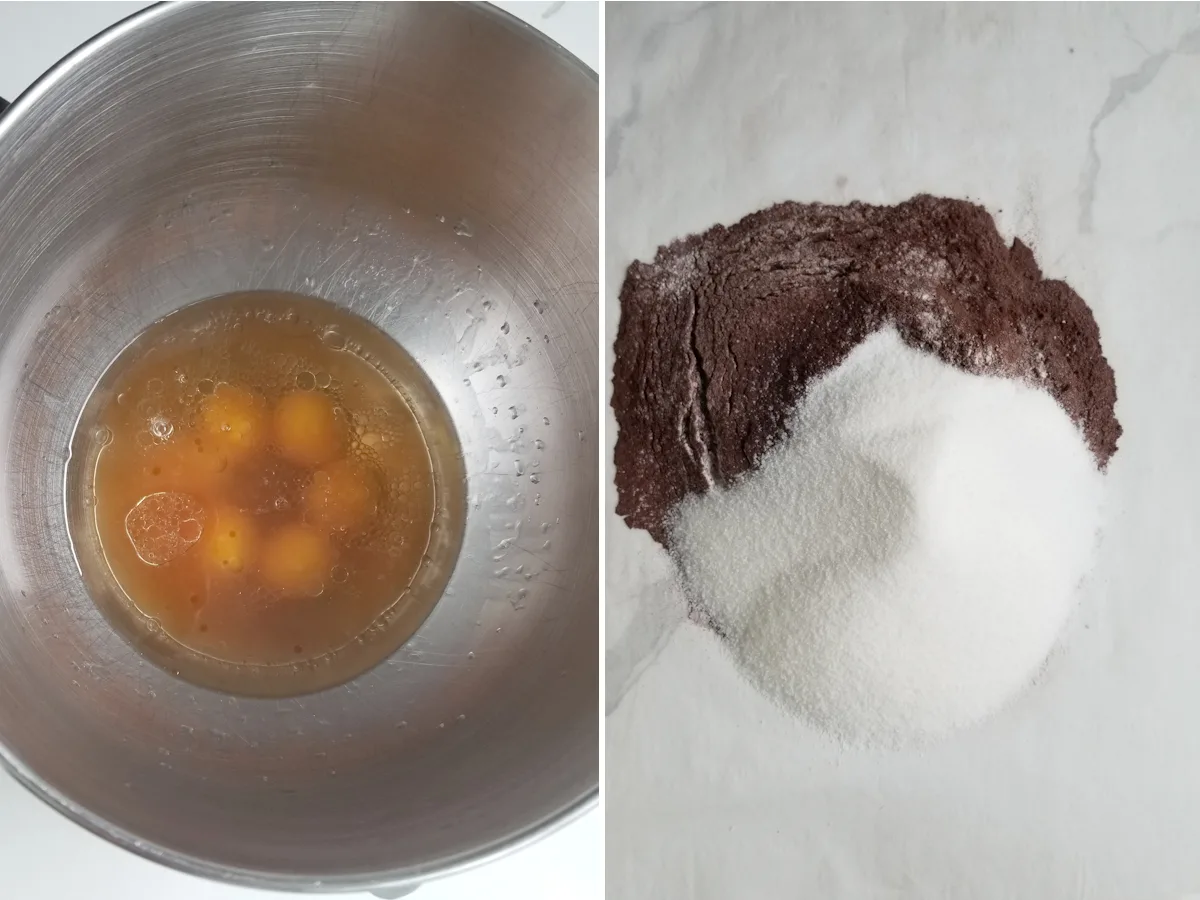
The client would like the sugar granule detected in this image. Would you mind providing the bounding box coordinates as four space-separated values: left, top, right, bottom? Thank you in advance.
670 328 1105 745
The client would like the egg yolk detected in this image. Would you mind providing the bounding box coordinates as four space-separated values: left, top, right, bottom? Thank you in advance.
201 384 266 460
203 506 257 575
260 523 332 596
273 391 344 468
303 459 379 531
140 433 230 497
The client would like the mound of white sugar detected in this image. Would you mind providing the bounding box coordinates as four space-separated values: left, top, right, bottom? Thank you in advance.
669 328 1106 745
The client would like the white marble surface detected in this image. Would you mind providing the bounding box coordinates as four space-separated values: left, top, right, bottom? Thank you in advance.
607 3 1200 898
0 3 598 899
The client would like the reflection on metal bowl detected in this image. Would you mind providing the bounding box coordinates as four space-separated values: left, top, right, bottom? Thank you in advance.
0 1 597 893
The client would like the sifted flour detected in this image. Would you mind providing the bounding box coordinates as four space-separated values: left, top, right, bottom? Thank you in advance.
669 329 1106 745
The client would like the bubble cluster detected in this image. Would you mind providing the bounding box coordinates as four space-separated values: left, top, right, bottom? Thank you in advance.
124 492 206 566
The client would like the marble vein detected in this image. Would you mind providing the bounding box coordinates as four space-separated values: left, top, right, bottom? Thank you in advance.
605 85 642 178
605 3 719 178
1079 23 1200 234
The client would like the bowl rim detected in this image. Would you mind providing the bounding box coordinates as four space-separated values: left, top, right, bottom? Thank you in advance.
0 0 598 892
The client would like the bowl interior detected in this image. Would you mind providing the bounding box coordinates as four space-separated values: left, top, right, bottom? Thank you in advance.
0 1 597 888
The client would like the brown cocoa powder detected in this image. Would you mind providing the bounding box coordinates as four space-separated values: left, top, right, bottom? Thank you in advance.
612 195 1121 544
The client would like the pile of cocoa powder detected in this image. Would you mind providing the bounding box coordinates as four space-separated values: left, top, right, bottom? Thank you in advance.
612 195 1121 543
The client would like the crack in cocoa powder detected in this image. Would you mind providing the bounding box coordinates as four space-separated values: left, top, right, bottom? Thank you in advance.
684 291 717 487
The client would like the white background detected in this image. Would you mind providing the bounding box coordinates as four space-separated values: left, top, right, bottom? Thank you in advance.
0 3 599 899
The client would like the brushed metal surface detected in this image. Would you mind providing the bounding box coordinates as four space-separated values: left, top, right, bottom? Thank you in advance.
0 1 597 892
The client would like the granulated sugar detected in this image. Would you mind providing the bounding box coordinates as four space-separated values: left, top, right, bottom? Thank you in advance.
669 329 1105 745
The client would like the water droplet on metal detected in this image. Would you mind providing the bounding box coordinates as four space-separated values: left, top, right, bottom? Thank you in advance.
149 415 173 441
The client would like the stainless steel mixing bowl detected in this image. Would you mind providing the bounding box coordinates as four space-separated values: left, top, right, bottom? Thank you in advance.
0 1 597 892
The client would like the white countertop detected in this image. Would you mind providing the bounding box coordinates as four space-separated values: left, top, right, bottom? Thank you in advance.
0 3 599 899
607 3 1200 899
